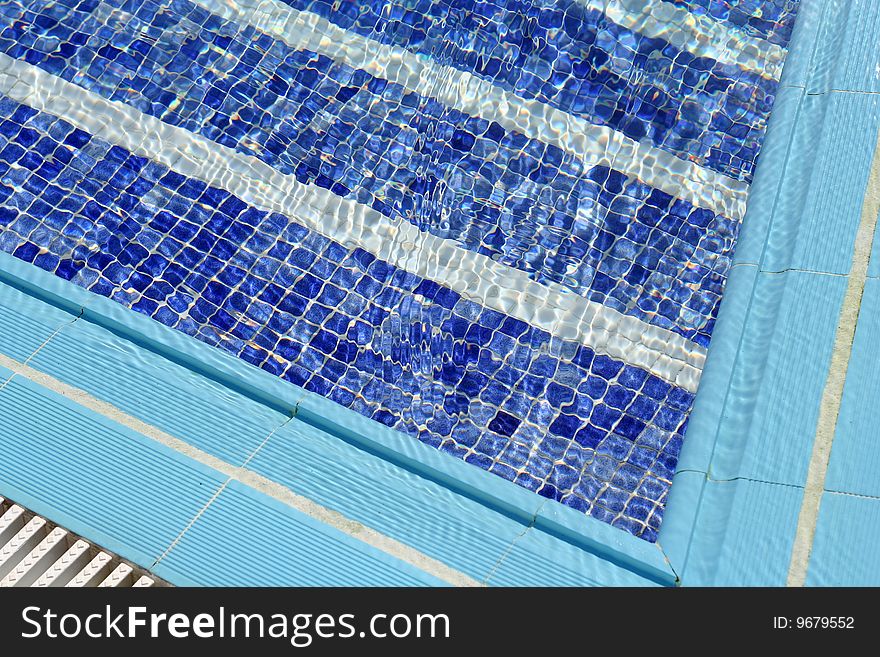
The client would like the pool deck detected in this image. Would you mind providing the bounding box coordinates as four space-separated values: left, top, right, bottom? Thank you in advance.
1 0 879 586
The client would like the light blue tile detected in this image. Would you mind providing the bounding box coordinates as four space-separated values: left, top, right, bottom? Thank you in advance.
657 469 706 579
680 478 802 586
824 278 880 497
247 419 526 584
0 281 76 361
153 480 443 586
708 271 845 485
29 318 288 467
776 0 835 91
806 492 880 586
486 525 662 587
676 264 757 473
0 376 226 569
826 0 880 94
533 497 674 585
757 92 880 275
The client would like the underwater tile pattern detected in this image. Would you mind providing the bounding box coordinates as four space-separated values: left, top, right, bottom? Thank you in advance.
276 0 781 183
0 0 740 346
662 0 801 47
0 0 800 541
0 99 690 539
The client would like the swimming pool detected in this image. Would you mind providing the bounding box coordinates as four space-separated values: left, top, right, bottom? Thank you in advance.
0 0 801 543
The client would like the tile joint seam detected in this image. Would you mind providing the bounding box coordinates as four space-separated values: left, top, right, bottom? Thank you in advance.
479 499 547 586
150 414 294 570
822 488 880 502
0 308 83 394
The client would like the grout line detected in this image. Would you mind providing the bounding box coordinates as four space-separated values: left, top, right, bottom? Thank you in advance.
652 539 680 586
188 0 751 221
758 268 847 277
706 476 805 490
786 124 880 587
675 468 808 490
0 309 82 394
480 499 547 586
822 488 880 502
0 51 707 392
151 415 293 569
820 89 880 96
0 351 483 587
729 263 850 277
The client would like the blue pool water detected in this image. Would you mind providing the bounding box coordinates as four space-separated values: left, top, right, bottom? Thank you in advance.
0 0 800 541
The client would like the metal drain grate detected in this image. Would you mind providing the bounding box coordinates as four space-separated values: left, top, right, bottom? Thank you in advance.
0 496 166 587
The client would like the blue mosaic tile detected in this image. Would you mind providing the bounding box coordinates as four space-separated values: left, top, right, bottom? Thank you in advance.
0 97 696 541
0 0 746 346
0 0 803 543
272 0 782 182
663 0 801 47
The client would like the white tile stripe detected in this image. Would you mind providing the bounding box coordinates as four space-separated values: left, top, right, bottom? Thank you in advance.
0 350 483 587
786 121 880 587
593 0 787 80
191 0 750 222
0 52 707 390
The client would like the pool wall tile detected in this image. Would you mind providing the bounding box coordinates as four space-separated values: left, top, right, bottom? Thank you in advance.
824 279 880 498
151 479 444 587
653 469 704 577
729 85 805 267
779 0 847 95
485 525 662 587
805 492 880 586
760 93 880 274
678 477 803 586
705 271 845 486
27 319 290 467
673 264 758 475
0 374 228 569
735 1 877 272
245 419 529 583
769 0 826 90
0 280 75 360
826 0 880 94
